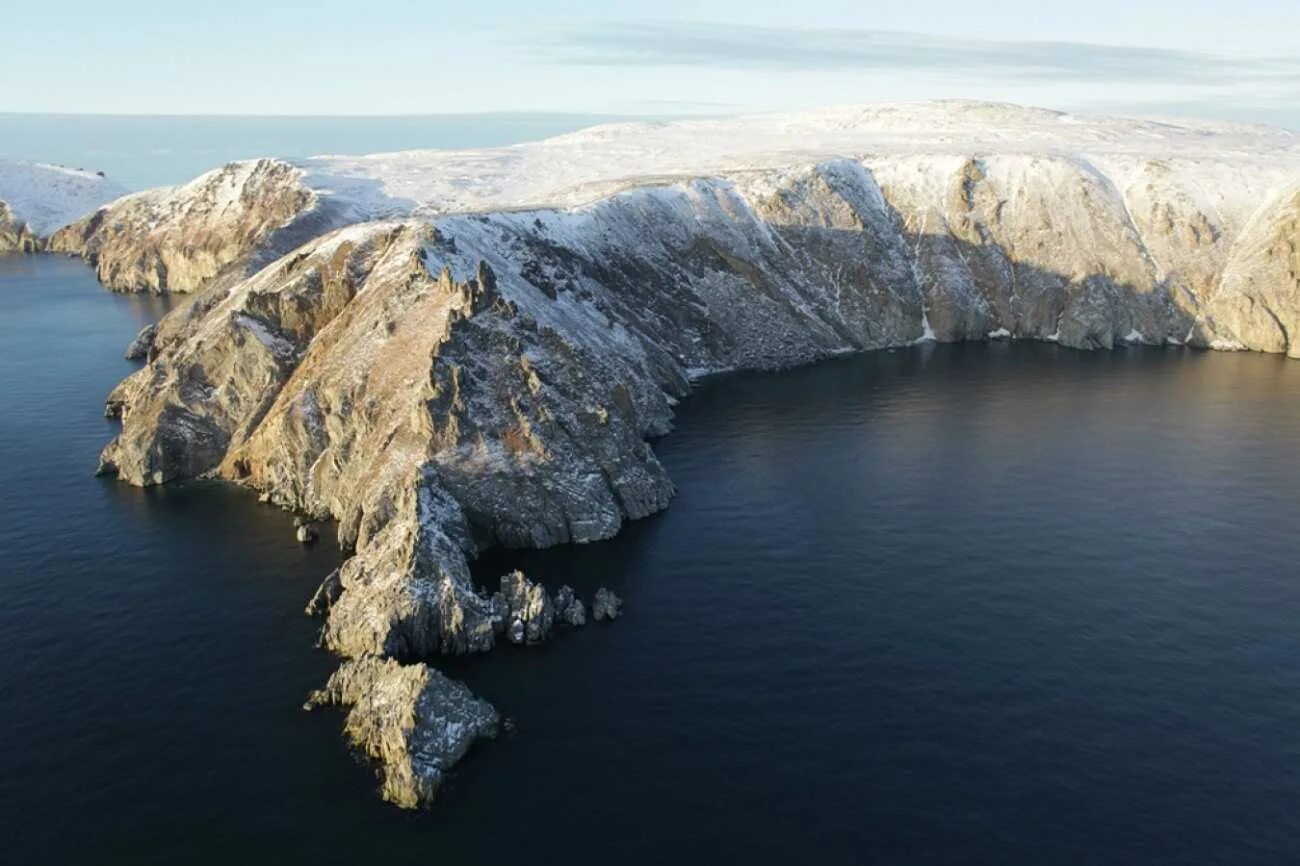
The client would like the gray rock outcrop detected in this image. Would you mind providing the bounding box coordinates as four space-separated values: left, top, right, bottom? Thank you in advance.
303 656 499 809
554 585 587 626
592 588 623 622
498 570 555 645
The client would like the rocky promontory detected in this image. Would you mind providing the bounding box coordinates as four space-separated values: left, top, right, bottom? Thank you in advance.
304 656 500 808
19 102 1300 807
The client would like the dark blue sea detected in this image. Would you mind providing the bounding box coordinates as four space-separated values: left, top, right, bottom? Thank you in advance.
4 253 1300 863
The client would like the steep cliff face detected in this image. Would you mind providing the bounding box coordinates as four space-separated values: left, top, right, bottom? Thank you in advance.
0 161 125 253
83 103 1300 806
1204 184 1300 356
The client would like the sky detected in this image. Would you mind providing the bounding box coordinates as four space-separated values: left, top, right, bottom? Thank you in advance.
5 0 1300 126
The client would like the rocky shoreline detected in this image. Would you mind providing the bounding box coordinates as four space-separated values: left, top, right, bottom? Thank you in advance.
7 102 1300 807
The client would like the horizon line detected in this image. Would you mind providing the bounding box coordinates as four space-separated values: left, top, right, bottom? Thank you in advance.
0 109 673 120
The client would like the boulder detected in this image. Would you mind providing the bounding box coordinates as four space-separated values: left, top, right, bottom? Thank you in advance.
554 586 587 627
592 588 623 622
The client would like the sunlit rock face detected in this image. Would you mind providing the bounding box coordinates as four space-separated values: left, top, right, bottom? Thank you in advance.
1204 184 1300 357
83 102 1300 807
0 202 40 253
303 656 499 809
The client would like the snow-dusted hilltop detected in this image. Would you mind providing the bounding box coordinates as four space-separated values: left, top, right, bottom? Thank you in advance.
301 100 1300 216
52 102 1300 352
0 161 125 253
51 102 1300 281
71 102 1300 807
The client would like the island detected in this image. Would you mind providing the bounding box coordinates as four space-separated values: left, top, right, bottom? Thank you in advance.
5 101 1300 807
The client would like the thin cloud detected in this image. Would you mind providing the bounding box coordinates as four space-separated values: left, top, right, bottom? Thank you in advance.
534 21 1300 87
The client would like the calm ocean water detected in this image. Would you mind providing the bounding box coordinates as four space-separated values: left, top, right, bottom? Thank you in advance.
0 113 637 190
5 252 1300 862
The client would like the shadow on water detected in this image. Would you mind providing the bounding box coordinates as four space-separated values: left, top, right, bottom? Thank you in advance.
5 255 1300 863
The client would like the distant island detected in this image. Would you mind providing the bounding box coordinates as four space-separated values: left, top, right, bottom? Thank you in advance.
4 101 1299 807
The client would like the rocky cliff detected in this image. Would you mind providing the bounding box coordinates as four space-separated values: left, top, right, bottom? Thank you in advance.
65 103 1300 805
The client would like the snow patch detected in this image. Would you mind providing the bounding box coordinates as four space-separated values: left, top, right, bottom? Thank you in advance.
233 313 297 357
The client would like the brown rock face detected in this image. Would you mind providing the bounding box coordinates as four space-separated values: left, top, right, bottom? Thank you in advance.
0 201 40 253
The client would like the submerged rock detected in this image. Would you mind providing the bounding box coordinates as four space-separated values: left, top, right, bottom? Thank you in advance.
304 656 499 809
592 588 623 622
296 524 316 544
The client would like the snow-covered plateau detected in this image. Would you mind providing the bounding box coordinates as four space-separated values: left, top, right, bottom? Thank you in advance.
0 162 125 253
13 101 1300 807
